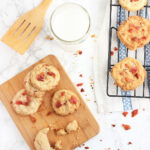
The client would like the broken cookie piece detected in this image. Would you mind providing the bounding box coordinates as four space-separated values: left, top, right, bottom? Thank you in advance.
66 120 79 133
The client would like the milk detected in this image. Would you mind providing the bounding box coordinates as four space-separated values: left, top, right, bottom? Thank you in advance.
51 3 90 42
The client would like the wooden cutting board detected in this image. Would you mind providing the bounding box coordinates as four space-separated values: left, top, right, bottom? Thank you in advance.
0 55 99 150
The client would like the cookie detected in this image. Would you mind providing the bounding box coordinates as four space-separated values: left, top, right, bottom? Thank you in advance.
52 90 80 116
66 120 78 133
24 72 45 98
111 57 146 91
12 89 42 115
117 16 150 50
30 63 60 91
34 128 54 150
55 140 63 150
119 0 147 11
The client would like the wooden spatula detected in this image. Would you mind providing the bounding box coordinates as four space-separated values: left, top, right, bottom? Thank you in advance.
1 0 52 54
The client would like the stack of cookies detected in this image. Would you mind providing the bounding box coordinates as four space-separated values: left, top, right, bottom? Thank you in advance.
12 63 80 116
111 0 149 91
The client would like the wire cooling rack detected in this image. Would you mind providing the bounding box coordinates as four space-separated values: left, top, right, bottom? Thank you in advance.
107 0 150 98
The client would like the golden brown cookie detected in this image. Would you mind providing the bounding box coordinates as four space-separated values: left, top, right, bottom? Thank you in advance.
111 57 146 91
119 0 147 11
30 63 60 91
24 72 45 98
34 128 54 150
52 90 80 116
12 89 42 115
117 16 150 50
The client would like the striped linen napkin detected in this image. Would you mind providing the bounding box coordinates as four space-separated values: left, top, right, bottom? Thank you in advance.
94 0 150 113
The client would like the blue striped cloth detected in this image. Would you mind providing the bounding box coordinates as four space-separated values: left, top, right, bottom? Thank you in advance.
117 7 150 111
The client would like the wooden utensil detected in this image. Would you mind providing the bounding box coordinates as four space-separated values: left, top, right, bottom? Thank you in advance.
0 55 100 150
1 0 52 55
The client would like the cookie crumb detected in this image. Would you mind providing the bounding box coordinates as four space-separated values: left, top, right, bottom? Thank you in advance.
128 141 132 145
112 124 116 127
91 34 95 38
29 115 36 123
66 120 78 133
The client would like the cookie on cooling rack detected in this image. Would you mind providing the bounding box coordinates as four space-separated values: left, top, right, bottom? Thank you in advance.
52 90 80 116
117 16 150 50
24 72 45 98
30 63 60 91
12 89 42 115
111 57 146 91
119 0 147 11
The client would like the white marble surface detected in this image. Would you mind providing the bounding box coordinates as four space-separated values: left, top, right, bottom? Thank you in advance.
1 0 150 150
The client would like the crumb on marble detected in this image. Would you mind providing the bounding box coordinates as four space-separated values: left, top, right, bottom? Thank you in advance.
122 124 131 130
122 112 128 117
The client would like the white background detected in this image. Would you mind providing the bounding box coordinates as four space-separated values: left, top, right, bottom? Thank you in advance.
0 0 150 150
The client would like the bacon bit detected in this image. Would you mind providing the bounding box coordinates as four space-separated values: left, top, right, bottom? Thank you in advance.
70 96 77 104
22 91 27 96
130 0 139 2
128 28 133 33
135 73 139 79
27 96 31 103
61 91 65 96
141 36 146 40
37 72 45 81
10 101 13 104
125 64 130 68
131 66 138 74
76 83 83 87
46 111 51 116
85 147 89 149
56 101 62 108
132 109 138 117
128 142 132 145
29 115 36 123
122 112 128 117
112 124 116 127
47 72 56 78
114 47 118 51
78 50 83 55
81 88 85 92
125 77 133 82
120 71 124 76
135 26 140 30
122 124 131 130
91 34 95 38
24 102 29 106
79 74 83 77
110 51 114 56
131 37 139 41
46 35 54 40
50 37 54 40
16 101 23 105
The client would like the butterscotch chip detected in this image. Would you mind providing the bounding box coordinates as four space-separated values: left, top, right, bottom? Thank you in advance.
24 72 45 97
119 0 147 11
117 16 150 50
111 57 146 91
34 128 54 150
30 63 60 91
12 89 42 115
52 90 80 116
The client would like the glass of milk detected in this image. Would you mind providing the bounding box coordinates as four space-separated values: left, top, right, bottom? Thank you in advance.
50 2 91 46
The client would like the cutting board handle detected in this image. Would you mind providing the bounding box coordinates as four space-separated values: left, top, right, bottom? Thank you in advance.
39 0 52 11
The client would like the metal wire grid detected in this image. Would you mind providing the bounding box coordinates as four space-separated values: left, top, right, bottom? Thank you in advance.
107 0 150 98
